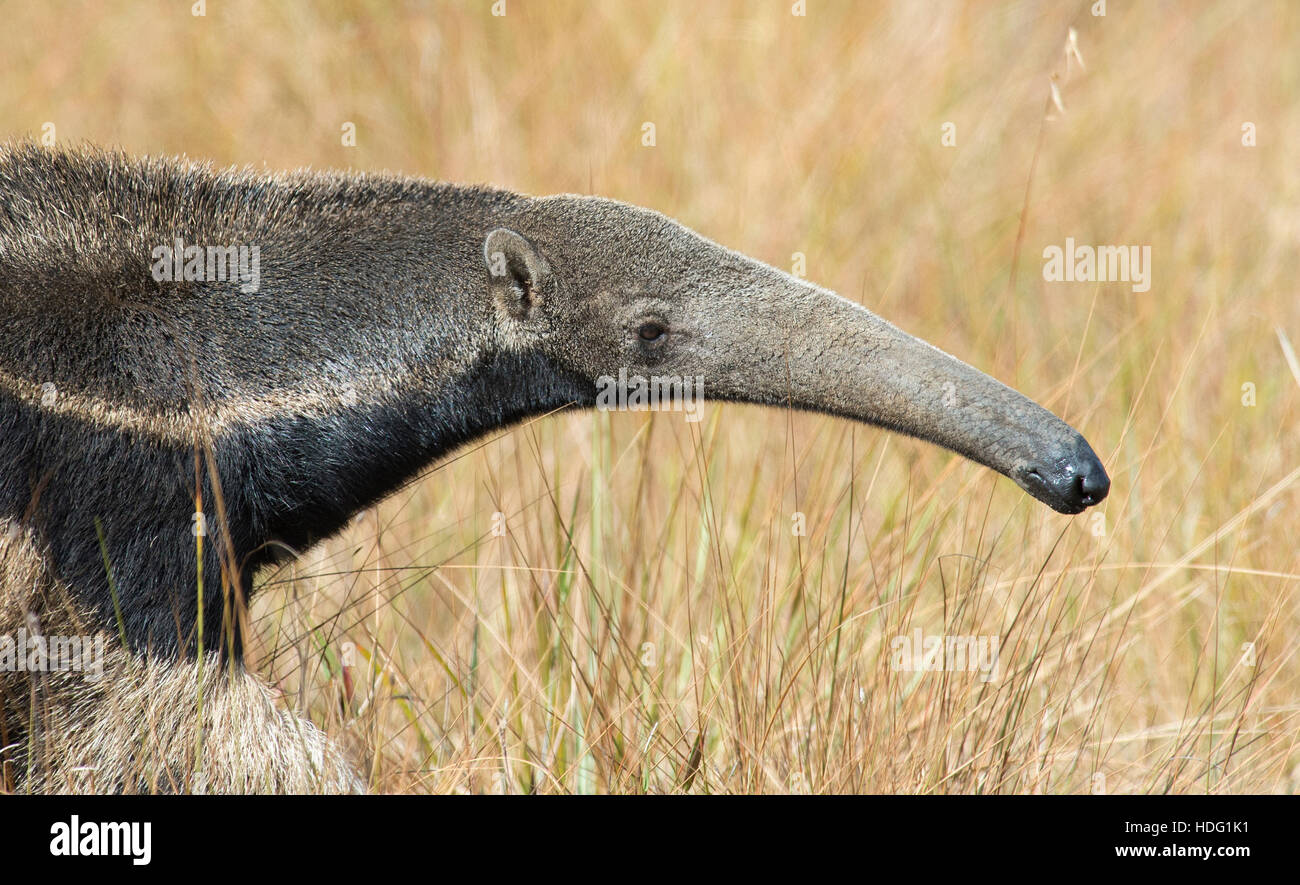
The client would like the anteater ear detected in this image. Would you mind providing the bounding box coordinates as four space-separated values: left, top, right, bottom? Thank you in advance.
483 228 552 322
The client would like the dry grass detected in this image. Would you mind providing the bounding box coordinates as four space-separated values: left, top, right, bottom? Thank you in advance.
6 0 1300 793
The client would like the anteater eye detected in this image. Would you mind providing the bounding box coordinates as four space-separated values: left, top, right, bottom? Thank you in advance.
637 322 666 342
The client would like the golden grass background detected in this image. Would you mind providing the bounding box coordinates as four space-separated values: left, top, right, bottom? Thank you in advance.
6 0 1299 793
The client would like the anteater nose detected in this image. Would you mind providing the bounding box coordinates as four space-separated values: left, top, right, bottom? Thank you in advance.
1076 461 1110 505
1054 445 1110 511
1023 438 1111 514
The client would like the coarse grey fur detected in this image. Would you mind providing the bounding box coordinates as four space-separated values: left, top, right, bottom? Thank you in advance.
0 142 1107 793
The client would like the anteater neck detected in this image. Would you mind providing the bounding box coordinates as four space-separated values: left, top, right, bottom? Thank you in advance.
2 341 593 661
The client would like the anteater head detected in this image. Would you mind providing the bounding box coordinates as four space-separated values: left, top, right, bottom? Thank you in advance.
484 196 1109 514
